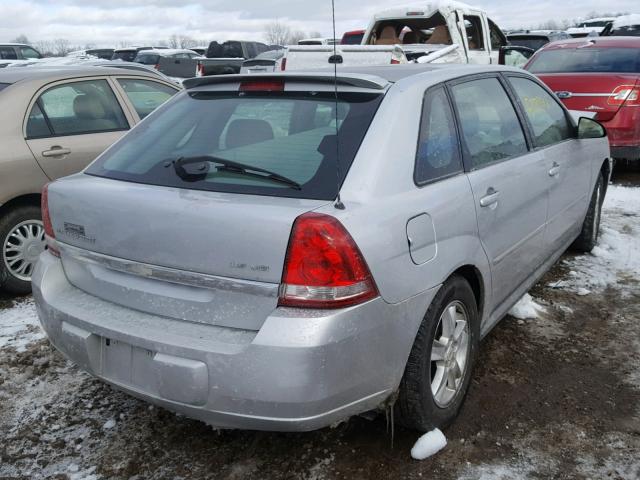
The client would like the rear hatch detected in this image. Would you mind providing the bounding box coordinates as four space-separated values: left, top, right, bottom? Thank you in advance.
528 44 640 121
48 78 385 330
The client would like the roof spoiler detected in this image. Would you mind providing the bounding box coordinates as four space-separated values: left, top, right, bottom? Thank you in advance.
183 73 388 90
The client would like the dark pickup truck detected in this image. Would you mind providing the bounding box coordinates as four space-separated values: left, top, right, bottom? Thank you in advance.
197 41 280 76
157 40 278 78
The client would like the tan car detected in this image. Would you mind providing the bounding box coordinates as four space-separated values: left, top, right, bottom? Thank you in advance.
0 66 180 293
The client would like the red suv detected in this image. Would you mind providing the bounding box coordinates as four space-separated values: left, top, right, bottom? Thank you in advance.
525 37 640 162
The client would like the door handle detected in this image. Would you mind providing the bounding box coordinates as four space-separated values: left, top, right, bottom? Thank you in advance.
548 162 561 177
479 188 500 208
42 146 71 157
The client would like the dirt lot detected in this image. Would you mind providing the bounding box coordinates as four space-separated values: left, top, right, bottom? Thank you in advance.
1 171 639 480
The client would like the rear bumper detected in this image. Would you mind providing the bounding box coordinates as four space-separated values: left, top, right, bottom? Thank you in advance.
602 106 640 160
610 146 640 161
33 251 434 431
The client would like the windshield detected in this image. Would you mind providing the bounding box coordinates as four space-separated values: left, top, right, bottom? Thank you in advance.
527 47 640 73
86 90 383 200
508 36 549 51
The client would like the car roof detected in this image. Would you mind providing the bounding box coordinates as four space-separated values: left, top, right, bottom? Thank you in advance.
136 49 196 56
185 64 528 91
0 65 165 85
542 36 640 50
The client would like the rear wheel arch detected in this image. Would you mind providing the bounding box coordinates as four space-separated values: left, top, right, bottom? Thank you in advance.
450 265 485 324
0 194 41 218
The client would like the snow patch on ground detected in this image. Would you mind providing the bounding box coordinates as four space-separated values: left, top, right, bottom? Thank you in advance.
0 297 43 352
508 293 545 320
410 428 447 460
552 185 640 293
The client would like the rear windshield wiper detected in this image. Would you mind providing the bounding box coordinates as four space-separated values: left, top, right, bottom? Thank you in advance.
169 155 302 190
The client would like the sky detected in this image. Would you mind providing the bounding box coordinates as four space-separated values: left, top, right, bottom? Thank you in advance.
0 0 638 47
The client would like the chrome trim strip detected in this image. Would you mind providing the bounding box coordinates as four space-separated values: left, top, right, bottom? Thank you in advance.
57 242 279 298
557 92 611 97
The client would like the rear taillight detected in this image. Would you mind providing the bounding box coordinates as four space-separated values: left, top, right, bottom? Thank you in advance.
280 57 287 71
196 62 204 77
41 184 60 257
154 63 160 70
279 213 378 309
390 58 401 64
608 85 640 107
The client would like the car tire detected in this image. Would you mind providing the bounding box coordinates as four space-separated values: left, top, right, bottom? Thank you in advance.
396 275 479 432
0 205 44 294
571 173 604 253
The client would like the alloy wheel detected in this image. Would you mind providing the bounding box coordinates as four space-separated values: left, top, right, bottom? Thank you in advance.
430 300 471 408
2 220 46 282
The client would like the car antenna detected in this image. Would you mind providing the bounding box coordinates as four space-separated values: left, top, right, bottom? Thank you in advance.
330 0 345 210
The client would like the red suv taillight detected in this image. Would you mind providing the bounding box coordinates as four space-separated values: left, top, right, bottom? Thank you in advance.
196 62 204 77
278 213 378 309
608 85 640 107
41 184 60 257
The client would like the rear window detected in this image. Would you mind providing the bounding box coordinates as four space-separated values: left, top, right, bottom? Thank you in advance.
527 47 640 73
342 33 364 45
508 36 550 51
112 51 137 62
610 25 640 36
86 90 383 200
135 54 160 65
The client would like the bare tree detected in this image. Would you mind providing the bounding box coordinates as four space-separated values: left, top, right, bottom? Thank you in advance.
11 34 30 44
34 40 55 57
51 38 72 56
167 34 179 49
289 30 307 45
264 20 291 45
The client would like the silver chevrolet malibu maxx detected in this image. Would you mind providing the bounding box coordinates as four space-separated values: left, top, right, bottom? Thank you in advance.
33 64 611 432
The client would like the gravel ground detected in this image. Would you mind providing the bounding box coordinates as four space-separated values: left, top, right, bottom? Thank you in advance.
1 171 639 480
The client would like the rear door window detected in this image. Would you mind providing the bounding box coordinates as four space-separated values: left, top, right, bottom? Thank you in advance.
117 78 177 119
463 16 485 50
0 47 17 60
29 80 129 137
86 90 383 200
508 76 573 148
450 77 528 169
415 86 462 184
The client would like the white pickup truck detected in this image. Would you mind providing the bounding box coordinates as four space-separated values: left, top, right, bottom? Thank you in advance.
361 1 533 66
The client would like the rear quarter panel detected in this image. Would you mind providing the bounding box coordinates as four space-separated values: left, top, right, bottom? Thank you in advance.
334 76 491 317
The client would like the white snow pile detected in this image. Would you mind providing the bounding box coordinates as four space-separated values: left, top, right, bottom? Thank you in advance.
551 185 640 293
508 293 545 320
0 297 44 352
613 14 640 28
411 428 447 460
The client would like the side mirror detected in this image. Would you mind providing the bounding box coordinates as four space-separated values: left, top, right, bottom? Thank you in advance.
578 117 607 139
498 46 535 68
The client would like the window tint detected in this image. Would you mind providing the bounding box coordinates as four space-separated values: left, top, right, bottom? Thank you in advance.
26 103 51 138
34 80 128 137
135 54 160 65
0 47 17 60
86 92 383 200
19 46 41 59
117 79 176 119
112 51 137 62
415 87 462 184
451 78 528 169
489 21 506 49
509 77 572 148
0 83 10 92
464 16 485 50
